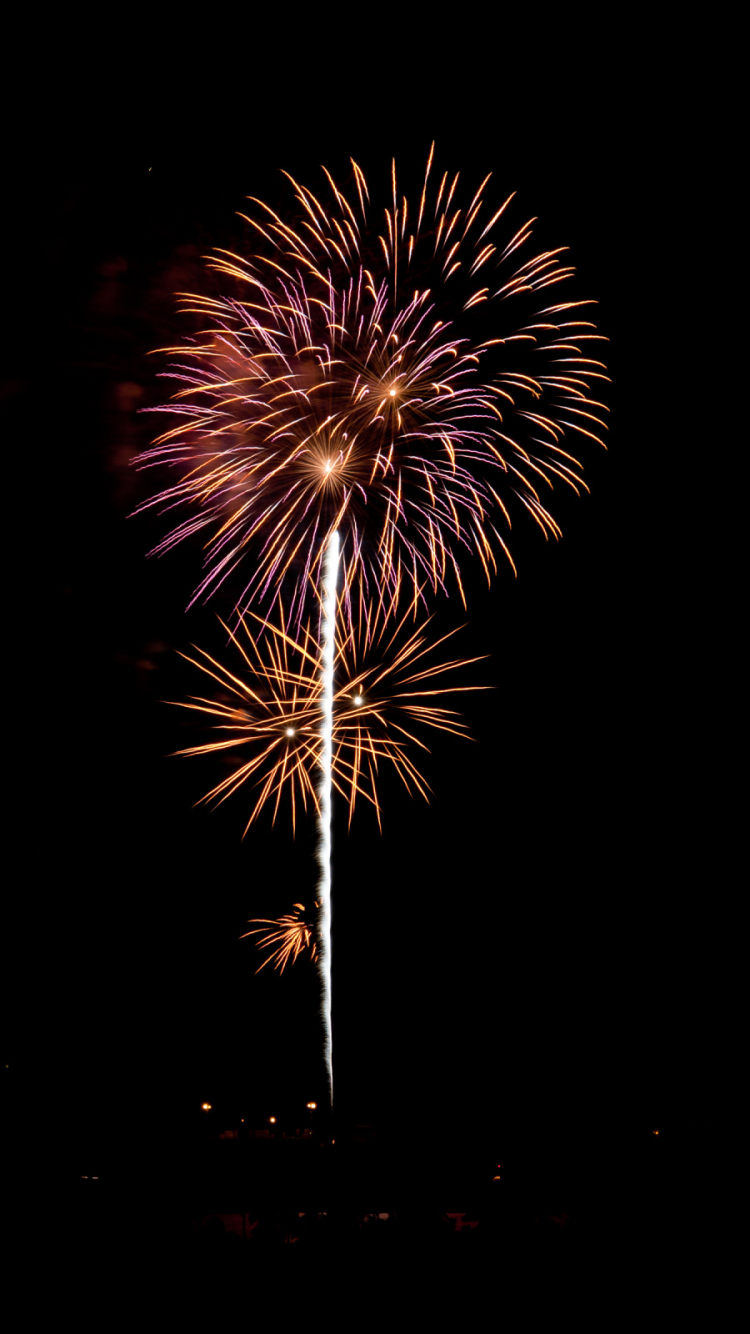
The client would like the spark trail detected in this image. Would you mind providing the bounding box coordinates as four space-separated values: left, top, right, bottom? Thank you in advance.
317 530 339 1104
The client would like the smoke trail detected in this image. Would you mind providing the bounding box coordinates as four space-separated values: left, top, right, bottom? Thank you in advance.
317 530 339 1106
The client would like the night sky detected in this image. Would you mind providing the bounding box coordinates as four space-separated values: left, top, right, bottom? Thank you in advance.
7 56 695 1197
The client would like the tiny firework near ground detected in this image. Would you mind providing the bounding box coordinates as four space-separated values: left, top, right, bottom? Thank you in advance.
241 903 318 974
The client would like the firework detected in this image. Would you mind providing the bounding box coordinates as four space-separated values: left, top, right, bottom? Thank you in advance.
133 146 609 626
169 593 486 833
240 903 318 974
138 147 610 1111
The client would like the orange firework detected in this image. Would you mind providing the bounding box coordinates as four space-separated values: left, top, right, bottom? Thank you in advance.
170 602 322 834
134 144 609 626
240 903 318 974
170 594 486 833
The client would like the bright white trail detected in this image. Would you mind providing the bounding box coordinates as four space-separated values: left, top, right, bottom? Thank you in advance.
317 530 339 1106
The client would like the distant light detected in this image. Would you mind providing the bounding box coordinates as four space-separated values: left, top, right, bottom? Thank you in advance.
307 1102 317 1110
652 1128 660 1136
269 1116 276 1124
201 1103 212 1111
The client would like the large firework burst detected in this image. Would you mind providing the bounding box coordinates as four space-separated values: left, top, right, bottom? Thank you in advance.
170 594 485 833
134 145 609 625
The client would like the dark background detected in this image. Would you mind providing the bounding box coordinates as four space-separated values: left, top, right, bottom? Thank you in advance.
6 41 700 1211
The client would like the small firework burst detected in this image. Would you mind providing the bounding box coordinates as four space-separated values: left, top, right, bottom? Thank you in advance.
240 903 317 973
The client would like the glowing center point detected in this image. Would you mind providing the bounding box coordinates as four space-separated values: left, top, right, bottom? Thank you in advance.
324 459 333 473
389 389 396 397
285 727 295 736
354 694 363 705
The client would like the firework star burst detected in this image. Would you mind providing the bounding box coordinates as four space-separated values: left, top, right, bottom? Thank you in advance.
169 594 487 833
133 145 609 627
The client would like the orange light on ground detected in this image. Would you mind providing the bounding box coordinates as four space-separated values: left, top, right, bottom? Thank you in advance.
307 1102 317 1110
201 1103 212 1111
269 1116 276 1124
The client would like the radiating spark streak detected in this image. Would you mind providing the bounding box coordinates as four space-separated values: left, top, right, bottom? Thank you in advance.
318 530 339 1105
133 148 608 624
240 903 318 973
